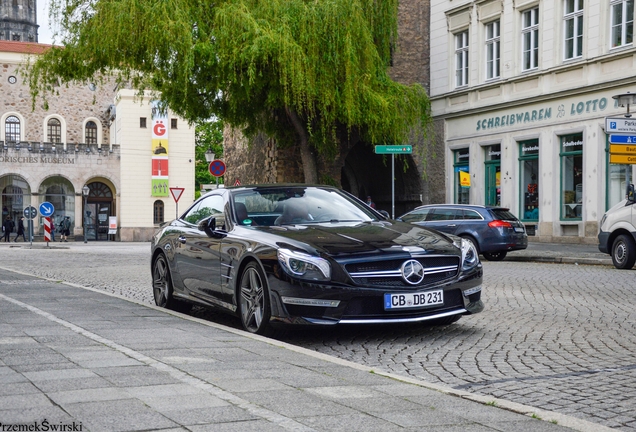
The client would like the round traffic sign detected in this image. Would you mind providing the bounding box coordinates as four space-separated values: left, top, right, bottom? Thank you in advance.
24 206 37 219
209 159 226 177
39 201 55 217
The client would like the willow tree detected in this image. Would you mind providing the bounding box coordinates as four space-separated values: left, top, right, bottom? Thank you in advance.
27 0 430 183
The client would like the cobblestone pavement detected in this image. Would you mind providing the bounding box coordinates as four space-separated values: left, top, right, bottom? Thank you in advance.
1 242 635 430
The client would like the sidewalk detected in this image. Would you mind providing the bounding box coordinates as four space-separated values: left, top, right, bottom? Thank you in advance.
0 264 612 432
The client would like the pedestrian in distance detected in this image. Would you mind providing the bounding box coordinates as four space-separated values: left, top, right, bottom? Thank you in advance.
366 196 376 209
50 220 56 242
2 216 14 242
13 216 26 242
60 216 71 242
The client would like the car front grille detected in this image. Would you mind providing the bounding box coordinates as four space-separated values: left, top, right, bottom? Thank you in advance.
342 288 464 318
345 256 459 288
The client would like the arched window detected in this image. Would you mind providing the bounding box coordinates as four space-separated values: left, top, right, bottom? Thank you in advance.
154 200 164 224
85 121 98 144
47 118 62 143
5 116 20 143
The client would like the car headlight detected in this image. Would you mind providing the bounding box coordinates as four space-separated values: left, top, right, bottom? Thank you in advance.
460 238 479 271
277 249 331 281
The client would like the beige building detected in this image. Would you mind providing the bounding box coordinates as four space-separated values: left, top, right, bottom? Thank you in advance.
0 41 195 241
431 0 636 243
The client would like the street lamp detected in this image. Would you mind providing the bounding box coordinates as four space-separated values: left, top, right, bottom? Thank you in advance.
612 92 636 118
82 185 90 243
204 149 215 163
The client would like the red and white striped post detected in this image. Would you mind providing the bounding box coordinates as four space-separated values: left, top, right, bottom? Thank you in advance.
44 217 51 243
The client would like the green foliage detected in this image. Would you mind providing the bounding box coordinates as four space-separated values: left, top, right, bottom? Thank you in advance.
28 0 430 178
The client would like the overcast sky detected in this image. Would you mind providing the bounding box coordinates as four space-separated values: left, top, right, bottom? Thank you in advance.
37 1 54 45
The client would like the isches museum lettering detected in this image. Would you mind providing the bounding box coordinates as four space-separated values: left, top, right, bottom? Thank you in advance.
0 156 76 164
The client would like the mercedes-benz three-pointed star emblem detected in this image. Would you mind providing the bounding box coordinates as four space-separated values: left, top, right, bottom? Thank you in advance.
401 259 425 285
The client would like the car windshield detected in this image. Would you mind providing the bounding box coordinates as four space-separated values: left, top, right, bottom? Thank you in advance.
232 186 376 226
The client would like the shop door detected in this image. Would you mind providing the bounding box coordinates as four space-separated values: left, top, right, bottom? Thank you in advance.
85 202 111 241
485 162 501 207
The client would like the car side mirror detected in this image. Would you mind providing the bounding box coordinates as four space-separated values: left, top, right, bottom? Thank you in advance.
379 210 390 220
627 183 635 203
198 216 216 237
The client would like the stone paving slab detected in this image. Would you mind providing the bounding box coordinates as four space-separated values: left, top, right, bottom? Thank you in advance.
0 266 589 432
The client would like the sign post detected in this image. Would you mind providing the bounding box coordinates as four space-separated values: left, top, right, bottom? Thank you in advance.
24 206 37 247
374 145 413 219
170 187 185 219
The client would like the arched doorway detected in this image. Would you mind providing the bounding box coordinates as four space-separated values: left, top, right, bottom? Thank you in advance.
1 175 31 224
84 181 114 241
39 177 75 235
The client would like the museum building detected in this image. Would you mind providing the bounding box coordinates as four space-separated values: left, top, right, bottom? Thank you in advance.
0 40 195 241
430 0 636 243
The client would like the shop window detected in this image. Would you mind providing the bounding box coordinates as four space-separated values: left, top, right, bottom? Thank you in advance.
85 121 98 144
519 139 539 221
454 149 470 204
154 200 164 225
47 118 62 143
560 133 583 220
5 116 20 143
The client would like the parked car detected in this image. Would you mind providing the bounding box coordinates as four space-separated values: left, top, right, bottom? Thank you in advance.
151 184 483 336
598 183 636 269
397 204 528 261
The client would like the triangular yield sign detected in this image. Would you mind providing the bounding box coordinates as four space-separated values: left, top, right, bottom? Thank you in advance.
170 187 185 202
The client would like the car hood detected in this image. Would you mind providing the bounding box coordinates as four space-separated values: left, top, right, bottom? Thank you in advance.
247 221 459 257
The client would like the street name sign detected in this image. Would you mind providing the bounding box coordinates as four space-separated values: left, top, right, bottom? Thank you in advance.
609 144 636 155
375 145 413 154
606 117 636 134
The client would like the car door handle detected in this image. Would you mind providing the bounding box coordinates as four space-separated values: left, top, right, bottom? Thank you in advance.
178 236 186 244
446 224 457 227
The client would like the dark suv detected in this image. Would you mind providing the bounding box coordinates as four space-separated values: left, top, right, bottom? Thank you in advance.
397 204 528 261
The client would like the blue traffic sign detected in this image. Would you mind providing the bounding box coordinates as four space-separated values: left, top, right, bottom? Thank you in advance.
208 159 226 177
39 201 55 217
609 134 636 144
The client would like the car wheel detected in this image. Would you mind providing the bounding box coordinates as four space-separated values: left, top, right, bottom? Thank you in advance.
152 254 191 313
482 251 507 261
239 262 272 335
612 234 636 269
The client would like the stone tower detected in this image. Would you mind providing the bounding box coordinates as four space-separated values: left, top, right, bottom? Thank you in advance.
0 0 38 42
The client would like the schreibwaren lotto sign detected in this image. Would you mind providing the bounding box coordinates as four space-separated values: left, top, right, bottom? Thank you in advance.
606 117 636 134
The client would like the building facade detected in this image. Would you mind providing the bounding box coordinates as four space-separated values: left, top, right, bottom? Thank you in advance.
431 0 636 243
0 41 195 241
0 0 38 42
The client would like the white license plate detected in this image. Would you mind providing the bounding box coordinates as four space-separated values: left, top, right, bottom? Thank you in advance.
514 227 525 233
384 290 444 310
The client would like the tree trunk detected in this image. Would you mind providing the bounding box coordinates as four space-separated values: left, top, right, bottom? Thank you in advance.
286 107 318 184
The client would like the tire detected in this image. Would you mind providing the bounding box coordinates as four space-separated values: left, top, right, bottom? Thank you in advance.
482 251 507 261
238 262 272 335
611 234 636 270
152 254 192 313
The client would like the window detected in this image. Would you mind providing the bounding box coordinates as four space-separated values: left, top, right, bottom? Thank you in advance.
85 121 97 144
560 133 583 220
484 144 501 207
140 117 147 128
455 30 469 87
153 200 164 224
5 116 20 143
522 7 539 70
519 139 539 221
611 0 634 48
171 118 178 129
400 208 432 223
47 118 62 143
454 149 470 204
485 21 500 80
564 0 584 59
183 195 225 225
